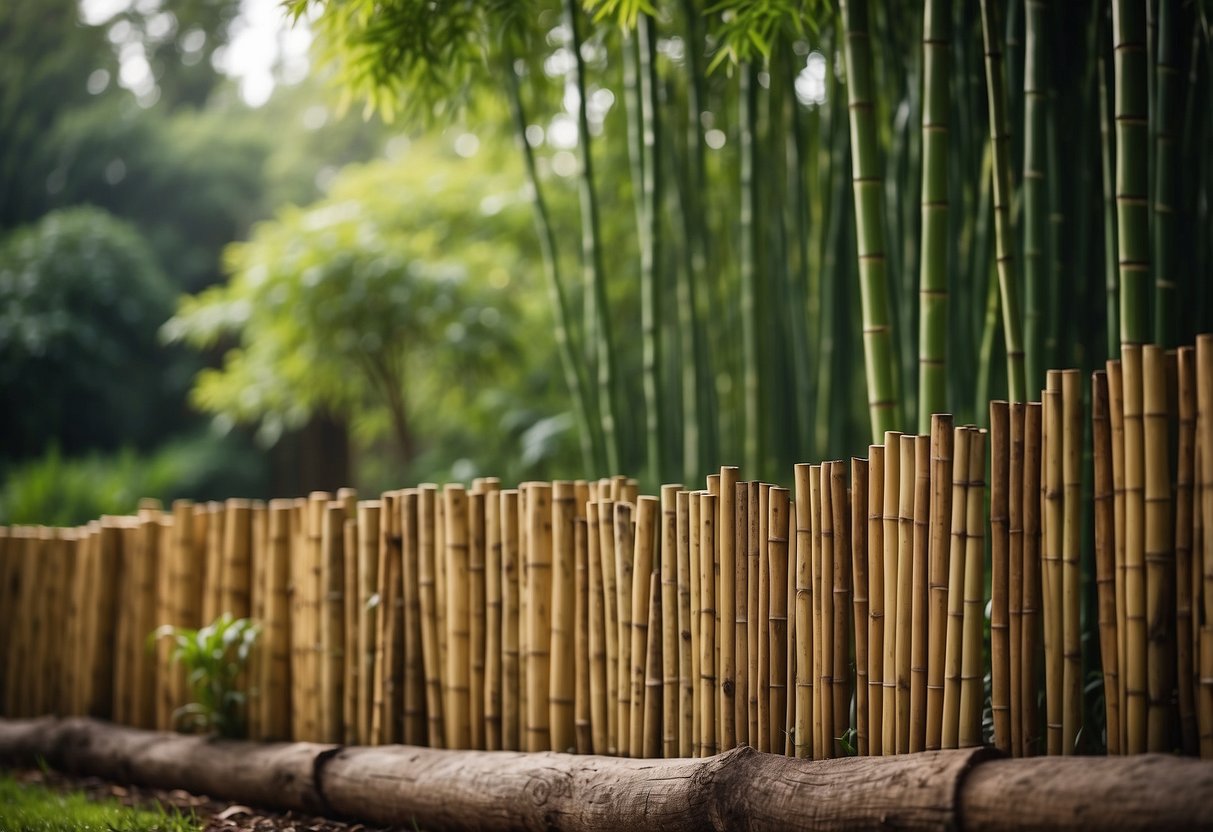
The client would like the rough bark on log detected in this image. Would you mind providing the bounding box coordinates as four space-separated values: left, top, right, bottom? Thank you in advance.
1 718 1211 832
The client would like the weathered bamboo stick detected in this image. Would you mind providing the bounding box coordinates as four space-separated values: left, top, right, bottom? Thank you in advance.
500 489 521 752
630 496 659 758
868 445 885 756
1061 369 1084 755
749 484 763 747
719 467 738 750
1106 360 1128 752
910 436 930 752
660 484 681 757
733 482 750 750
643 569 662 759
1008 405 1025 757
258 501 290 741
202 502 224 625
852 459 870 756
830 462 852 758
524 483 552 753
340 515 359 744
319 503 346 744
698 493 718 757
357 502 381 745
1122 345 1147 754
1093 372 1121 755
1142 348 1174 752
816 466 832 758
1022 404 1043 755
1175 347 1197 754
896 436 916 753
990 401 1011 754
483 489 502 750
768 487 790 755
959 429 987 748
575 517 592 754
287 500 308 741
793 465 813 759
927 415 954 752
551 482 577 753
882 432 902 755
418 486 444 748
586 501 608 755
942 428 971 749
371 493 400 744
517 485 528 746
615 500 636 754
689 492 703 754
1043 375 1064 754
467 491 487 749
676 491 693 757
597 497 620 754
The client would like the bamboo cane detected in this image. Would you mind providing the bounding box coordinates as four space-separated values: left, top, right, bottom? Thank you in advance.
868 445 885 756
483 489 501 751
286 501 306 741
153 509 178 731
587 501 608 755
551 482 577 753
598 498 619 754
501 489 520 751
688 492 702 754
525 483 552 753
852 459 870 755
793 465 813 759
752 483 767 748
675 491 693 757
575 516 592 754
831 462 852 758
257 501 289 741
1176 347 1197 754
630 496 659 757
816 466 831 758
1043 375 1064 754
718 467 738 750
643 570 662 758
615 500 636 754
135 511 160 730
960 428 987 748
1140 348 1173 752
927 415 954 751
768 487 789 755
880 433 900 754
340 515 359 744
202 502 224 625
660 484 681 757
220 500 252 621
697 493 717 756
1106 360 1127 752
319 502 345 744
357 501 380 745
733 482 750 750
990 401 1011 754
518 485 528 746
371 493 401 744
306 493 330 742
1008 404 1026 757
418 486 444 748
786 505 797 758
909 436 930 753
1061 369 1084 755
466 491 486 750
1122 345 1147 754
895 436 915 754
1022 403 1043 755
942 427 971 749
1093 373 1121 756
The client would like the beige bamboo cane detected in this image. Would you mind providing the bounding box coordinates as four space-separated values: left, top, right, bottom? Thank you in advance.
1122 345 1147 754
551 482 577 753
756 483 771 753
574 516 592 754
525 483 552 753
675 490 693 756
261 501 292 740
851 458 870 755
370 492 399 744
697 493 718 757
867 445 885 756
285 501 305 740
7 527 30 717
153 509 178 731
443 486 471 750
587 501 608 755
169 501 203 729
1175 347 1197 754
467 490 486 749
909 436 930 753
104 522 127 724
202 502 224 625
927 415 954 751
221 499 252 620
808 467 823 759
894 436 915 754
882 431 903 754
990 401 1011 754
1141 348 1173 752
643 569 663 758
249 502 268 738
574 480 588 521
1106 359 1128 751
1061 369 1084 755
718 466 738 749
320 502 346 744
38 529 61 718
959 428 987 748
688 492 702 754
305 493 329 742
661 484 681 757
599 497 620 755
136 511 161 729
831 462 852 758
1093 372 1121 756
341 516 359 744
753 484 768 747
786 513 797 758
1043 375 1064 754
1008 405 1026 757
1022 404 1043 755
518 485 528 745
417 486 445 748
793 464 814 759
400 490 426 746
58 529 78 717
615 500 636 753
734 481 750 749
358 501 381 745
941 427 971 749
631 496 659 757
768 487 790 755
816 466 831 758
500 489 520 751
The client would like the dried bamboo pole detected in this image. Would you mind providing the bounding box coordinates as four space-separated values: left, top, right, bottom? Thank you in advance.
927 415 954 751
719 467 738 750
525 483 552 753
882 431 902 755
851 459 870 756
467 491 486 750
768 487 790 755
1008 405 1026 757
135 511 160 730
1175 347 1196 754
910 436 931 753
942 427 971 749
793 464 813 759
1022 403 1043 755
733 482 750 749
287 501 307 740
642 570 662 758
483 488 501 750
202 502 224 625
371 493 401 744
153 508 179 731
340 516 359 744
167 501 203 730
675 491 693 757
753 484 768 748
320 502 346 744
518 486 528 746
1141 348 1174 753
630 496 659 758
1196 336 1213 758
698 493 718 757
587 501 608 755
786 509 797 758
551 482 577 753
418 486 444 748
1093 373 1121 755
221 500 252 620
248 502 268 738
500 489 521 751
1106 360 1127 752
599 498 620 755
959 428 987 748
868 445 885 756
305 493 329 742
1043 374 1064 754
660 485 680 757
615 500 636 754
689 492 703 754
357 502 381 746
895 436 915 754
831 462 852 759
817 466 833 758
257 501 290 741
574 517 592 754
990 401 1011 754
1062 369 1084 755
1122 345 1147 754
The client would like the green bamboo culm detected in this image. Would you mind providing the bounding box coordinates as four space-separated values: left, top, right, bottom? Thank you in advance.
917 0 950 432
739 61 762 475
979 0 1027 403
1113 0 1150 347
1099 54 1119 358
1152 0 1178 347
840 0 901 442
1021 0 1046 395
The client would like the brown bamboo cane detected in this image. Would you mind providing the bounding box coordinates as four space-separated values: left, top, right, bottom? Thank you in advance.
574 516 592 754
660 484 681 757
39 529 63 718
786 505 798 758
793 464 814 759
107 522 129 725
734 482 750 749
615 500 636 754
221 499 252 621
895 436 915 754
370 493 400 744
748 485 762 746
768 487 790 755
1061 369 1085 755
688 492 702 754
339 507 358 743
1043 375 1064 754
466 491 486 749
1140 348 1173 752
941 427 971 749
483 488 502 750
1106 360 1127 751
867 445 885 756
59 529 79 717
136 511 161 730
1122 345 1147 754
169 501 203 730
630 496 659 758
1022 403 1043 755
599 497 620 755
1199 433 1208 758
249 502 269 738
551 482 577 753
518 485 529 746
831 462 853 758
754 484 768 748
525 483 552 753
990 401 1011 754
261 501 292 741
418 486 445 748
927 415 954 752
306 493 330 742
500 489 521 751
153 507 179 731
718 466 738 750
959 428 987 748
697 493 718 757
851 458 870 755
587 501 608 755
1175 347 1197 754
882 431 902 755
93 520 119 721
1093 372 1121 756
356 502 380 745
399 490 426 746
816 466 832 758
1008 404 1026 757
643 569 662 758
202 501 224 626
320 502 346 744
909 436 931 753
0 525 12 713
675 490 693 757
286 501 306 741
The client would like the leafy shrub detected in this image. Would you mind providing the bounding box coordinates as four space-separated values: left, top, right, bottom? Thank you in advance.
154 614 259 739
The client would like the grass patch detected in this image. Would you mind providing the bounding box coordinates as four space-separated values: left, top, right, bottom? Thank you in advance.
0 774 200 832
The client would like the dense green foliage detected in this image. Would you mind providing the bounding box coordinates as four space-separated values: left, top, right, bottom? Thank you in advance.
0 775 199 832
155 614 260 738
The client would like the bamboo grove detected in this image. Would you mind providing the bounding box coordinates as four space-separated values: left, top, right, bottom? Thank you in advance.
3 334 1213 756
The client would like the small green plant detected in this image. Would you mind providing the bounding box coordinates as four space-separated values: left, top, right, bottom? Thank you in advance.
153 613 259 739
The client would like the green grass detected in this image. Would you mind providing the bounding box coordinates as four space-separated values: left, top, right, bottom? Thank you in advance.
0 775 200 832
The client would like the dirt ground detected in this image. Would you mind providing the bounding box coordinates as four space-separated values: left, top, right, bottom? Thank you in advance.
6 768 412 832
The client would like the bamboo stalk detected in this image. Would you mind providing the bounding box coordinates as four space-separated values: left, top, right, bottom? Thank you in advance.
501 489 520 751
221 499 251 620
202 502 224 625
574 517 592 754
630 496 659 758
1061 369 1084 755
960 429 987 748
1022 404 1043 755
358 502 381 746
598 498 619 754
689 493 702 754
1142 348 1173 752
793 465 813 759
1197 336 1213 759
483 489 502 751
337 493 358 744
587 501 608 755
733 482 750 750
660 484 682 758
370 493 399 744
786 503 797 758
1093 373 1121 756
990 401 1011 754
465 491 486 749
850 460 869 755
927 415 954 751
1122 345 1147 754
868 446 885 755
718 467 738 750
525 483 552 753
675 491 693 757
768 487 790 755
135 511 160 730
418 486 444 748
816 466 832 758
400 490 425 746
909 436 930 753
643 570 662 758
1043 374 1064 754
698 493 717 757
320 502 345 744
882 431 902 755
831 462 852 758
518 486 528 746
1008 405 1026 757
757 484 770 752
1106 360 1127 752
287 501 306 740
551 482 577 753
942 428 971 749
615 500 636 754
895 436 915 754
1176 347 1197 754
